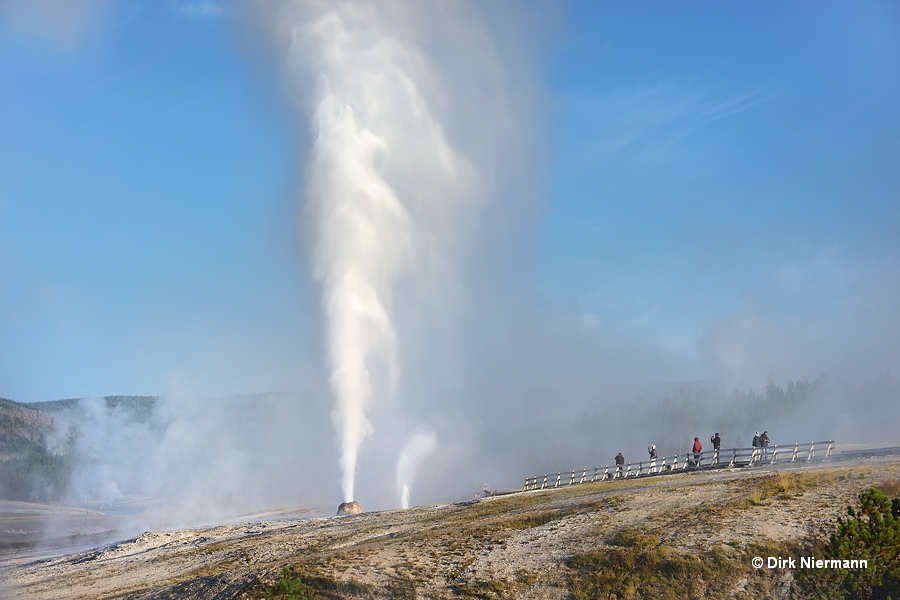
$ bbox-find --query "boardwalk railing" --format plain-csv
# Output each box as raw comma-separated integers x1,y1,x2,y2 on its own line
522,440,834,492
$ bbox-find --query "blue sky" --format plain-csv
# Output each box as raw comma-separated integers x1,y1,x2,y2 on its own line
543,2,900,381
1,0,898,402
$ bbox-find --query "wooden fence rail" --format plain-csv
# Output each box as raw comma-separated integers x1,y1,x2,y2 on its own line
522,440,835,492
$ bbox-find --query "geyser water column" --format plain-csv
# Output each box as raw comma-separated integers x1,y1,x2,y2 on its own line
267,1,479,504
397,430,437,509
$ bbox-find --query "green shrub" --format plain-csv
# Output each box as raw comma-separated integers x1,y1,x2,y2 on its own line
260,566,374,600
266,566,309,600
795,487,900,600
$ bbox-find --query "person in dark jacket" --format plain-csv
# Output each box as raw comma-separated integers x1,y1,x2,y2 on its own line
615,452,625,478
710,433,721,463
647,445,659,473
752,432,760,449
692,437,702,466
759,431,770,458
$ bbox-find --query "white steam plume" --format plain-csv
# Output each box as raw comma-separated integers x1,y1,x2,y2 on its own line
396,430,437,509
262,0,480,502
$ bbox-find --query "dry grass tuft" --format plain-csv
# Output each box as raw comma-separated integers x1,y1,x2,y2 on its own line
568,537,803,600
742,471,834,507
877,479,900,497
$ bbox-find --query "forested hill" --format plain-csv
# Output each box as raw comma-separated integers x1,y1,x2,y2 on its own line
1,396,158,454
0,397,53,458
0,396,157,502
27,395,157,414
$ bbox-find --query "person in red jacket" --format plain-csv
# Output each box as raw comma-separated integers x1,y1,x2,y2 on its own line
692,437,703,466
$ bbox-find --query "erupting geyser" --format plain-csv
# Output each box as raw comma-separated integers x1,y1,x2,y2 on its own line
397,430,437,509
265,0,480,504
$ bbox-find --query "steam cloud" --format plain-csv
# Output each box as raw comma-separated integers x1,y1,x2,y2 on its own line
260,0,491,502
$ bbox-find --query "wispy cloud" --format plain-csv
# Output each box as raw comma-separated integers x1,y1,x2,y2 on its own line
170,0,223,18
563,81,774,166
0,0,114,49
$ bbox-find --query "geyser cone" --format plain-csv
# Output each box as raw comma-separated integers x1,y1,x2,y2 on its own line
337,501,362,515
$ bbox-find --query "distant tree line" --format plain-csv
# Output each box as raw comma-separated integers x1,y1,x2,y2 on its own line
572,372,898,463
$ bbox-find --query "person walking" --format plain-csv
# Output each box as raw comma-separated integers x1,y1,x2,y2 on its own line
615,452,625,478
648,445,658,473
692,437,702,467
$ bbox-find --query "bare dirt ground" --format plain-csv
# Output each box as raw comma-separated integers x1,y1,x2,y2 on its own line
4,457,899,599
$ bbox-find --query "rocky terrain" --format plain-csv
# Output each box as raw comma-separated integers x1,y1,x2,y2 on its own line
4,456,899,599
